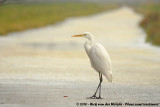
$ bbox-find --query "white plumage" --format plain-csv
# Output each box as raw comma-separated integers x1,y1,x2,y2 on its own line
72,32,112,99
88,43,112,82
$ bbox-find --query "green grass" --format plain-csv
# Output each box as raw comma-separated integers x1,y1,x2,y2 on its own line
137,4,160,46
0,3,115,35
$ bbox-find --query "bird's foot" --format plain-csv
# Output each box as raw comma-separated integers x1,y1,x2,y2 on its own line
87,95,99,99
97,96,102,99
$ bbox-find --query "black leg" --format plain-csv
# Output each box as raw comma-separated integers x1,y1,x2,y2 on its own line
87,73,102,99
98,74,103,99
93,73,101,95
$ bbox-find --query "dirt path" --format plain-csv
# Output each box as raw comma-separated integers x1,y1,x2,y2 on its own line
0,6,159,106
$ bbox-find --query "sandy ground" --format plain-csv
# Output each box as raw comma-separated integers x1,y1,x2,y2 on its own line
0,7,160,106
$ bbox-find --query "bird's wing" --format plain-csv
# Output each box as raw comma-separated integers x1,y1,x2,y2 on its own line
90,43,112,82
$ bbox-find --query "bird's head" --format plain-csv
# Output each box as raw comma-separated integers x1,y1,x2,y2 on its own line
72,32,94,41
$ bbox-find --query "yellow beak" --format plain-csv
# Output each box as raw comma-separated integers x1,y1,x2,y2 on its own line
72,34,84,37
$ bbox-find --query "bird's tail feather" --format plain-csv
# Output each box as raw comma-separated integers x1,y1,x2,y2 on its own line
105,71,112,82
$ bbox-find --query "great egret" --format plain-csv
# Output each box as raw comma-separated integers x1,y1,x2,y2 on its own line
72,32,112,99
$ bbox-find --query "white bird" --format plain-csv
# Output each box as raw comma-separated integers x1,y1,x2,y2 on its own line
72,32,112,99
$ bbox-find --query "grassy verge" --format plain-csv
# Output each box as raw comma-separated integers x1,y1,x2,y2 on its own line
137,4,160,46
0,3,115,35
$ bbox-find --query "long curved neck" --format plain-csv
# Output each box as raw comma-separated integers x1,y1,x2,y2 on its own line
84,33,94,57
84,40,92,57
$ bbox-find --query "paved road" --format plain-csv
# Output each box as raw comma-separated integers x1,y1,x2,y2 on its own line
0,6,160,106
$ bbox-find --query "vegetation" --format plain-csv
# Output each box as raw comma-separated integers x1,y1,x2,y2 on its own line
138,4,160,46
0,3,115,35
